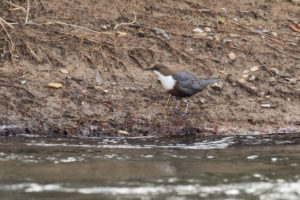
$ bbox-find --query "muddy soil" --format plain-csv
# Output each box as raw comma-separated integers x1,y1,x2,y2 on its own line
0,0,299,136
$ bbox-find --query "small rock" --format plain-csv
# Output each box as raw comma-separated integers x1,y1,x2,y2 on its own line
96,71,102,86
258,92,265,97
129,87,138,92
271,32,277,37
261,104,271,108
229,33,239,38
238,78,246,84
210,74,220,79
153,28,171,40
204,27,212,32
222,39,232,43
243,74,249,78
228,52,236,60
20,80,27,85
212,82,223,91
287,97,291,102
269,77,277,85
102,89,109,93
250,66,259,72
60,68,69,74
214,35,220,41
116,31,126,37
101,25,108,30
220,8,227,12
199,98,206,104
48,83,62,88
248,75,256,82
193,28,203,33
288,78,297,85
270,68,280,75
193,32,207,37
111,82,117,86
243,70,249,74
233,43,240,47
207,36,214,40
250,86,257,92
233,18,239,22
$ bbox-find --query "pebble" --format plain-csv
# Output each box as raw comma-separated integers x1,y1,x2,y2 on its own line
269,77,277,85
212,82,223,91
199,98,206,104
20,80,27,85
214,35,220,41
204,27,212,32
233,18,239,22
261,104,271,108
153,28,171,40
271,32,278,37
111,82,117,86
288,78,297,85
243,74,249,78
101,25,108,30
129,87,138,92
207,36,214,40
229,33,239,38
222,39,232,43
210,74,220,79
270,68,280,75
193,28,204,33
248,75,256,82
250,66,259,72
238,78,246,84
243,70,249,74
193,32,207,37
228,52,236,60
250,86,257,92
60,68,69,74
116,31,126,37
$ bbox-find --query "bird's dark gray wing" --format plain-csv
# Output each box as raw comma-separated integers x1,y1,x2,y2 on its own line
172,72,217,95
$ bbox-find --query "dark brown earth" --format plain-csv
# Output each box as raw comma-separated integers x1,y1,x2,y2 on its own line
0,0,299,136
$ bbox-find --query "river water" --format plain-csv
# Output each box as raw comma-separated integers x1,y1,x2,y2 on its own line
0,134,300,200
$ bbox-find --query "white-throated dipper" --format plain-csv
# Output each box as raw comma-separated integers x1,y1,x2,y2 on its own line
145,64,217,117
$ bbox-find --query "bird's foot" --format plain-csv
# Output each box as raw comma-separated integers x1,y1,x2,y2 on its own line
171,107,179,114
180,111,188,118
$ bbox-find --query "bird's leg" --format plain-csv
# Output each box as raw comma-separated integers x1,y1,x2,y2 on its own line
165,94,171,109
164,94,172,119
171,99,181,114
180,100,189,118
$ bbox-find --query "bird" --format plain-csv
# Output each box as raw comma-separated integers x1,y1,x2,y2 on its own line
145,64,217,117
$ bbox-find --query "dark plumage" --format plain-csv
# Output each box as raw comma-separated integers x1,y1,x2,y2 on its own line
145,64,217,117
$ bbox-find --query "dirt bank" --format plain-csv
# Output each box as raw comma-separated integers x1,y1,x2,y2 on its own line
0,0,299,136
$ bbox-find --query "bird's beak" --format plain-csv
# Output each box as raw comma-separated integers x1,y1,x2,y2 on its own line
144,67,153,71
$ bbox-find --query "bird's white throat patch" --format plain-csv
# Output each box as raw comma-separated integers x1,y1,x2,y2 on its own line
153,70,176,91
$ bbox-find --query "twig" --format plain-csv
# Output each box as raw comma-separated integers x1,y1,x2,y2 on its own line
3,0,26,12
0,17,14,29
114,12,137,31
24,42,42,62
0,83,37,98
44,21,113,35
25,0,30,24
255,58,276,77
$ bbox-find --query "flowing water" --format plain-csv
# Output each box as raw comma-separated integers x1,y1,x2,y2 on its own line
0,134,300,200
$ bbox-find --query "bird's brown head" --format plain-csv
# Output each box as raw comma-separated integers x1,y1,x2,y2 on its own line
145,64,174,76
